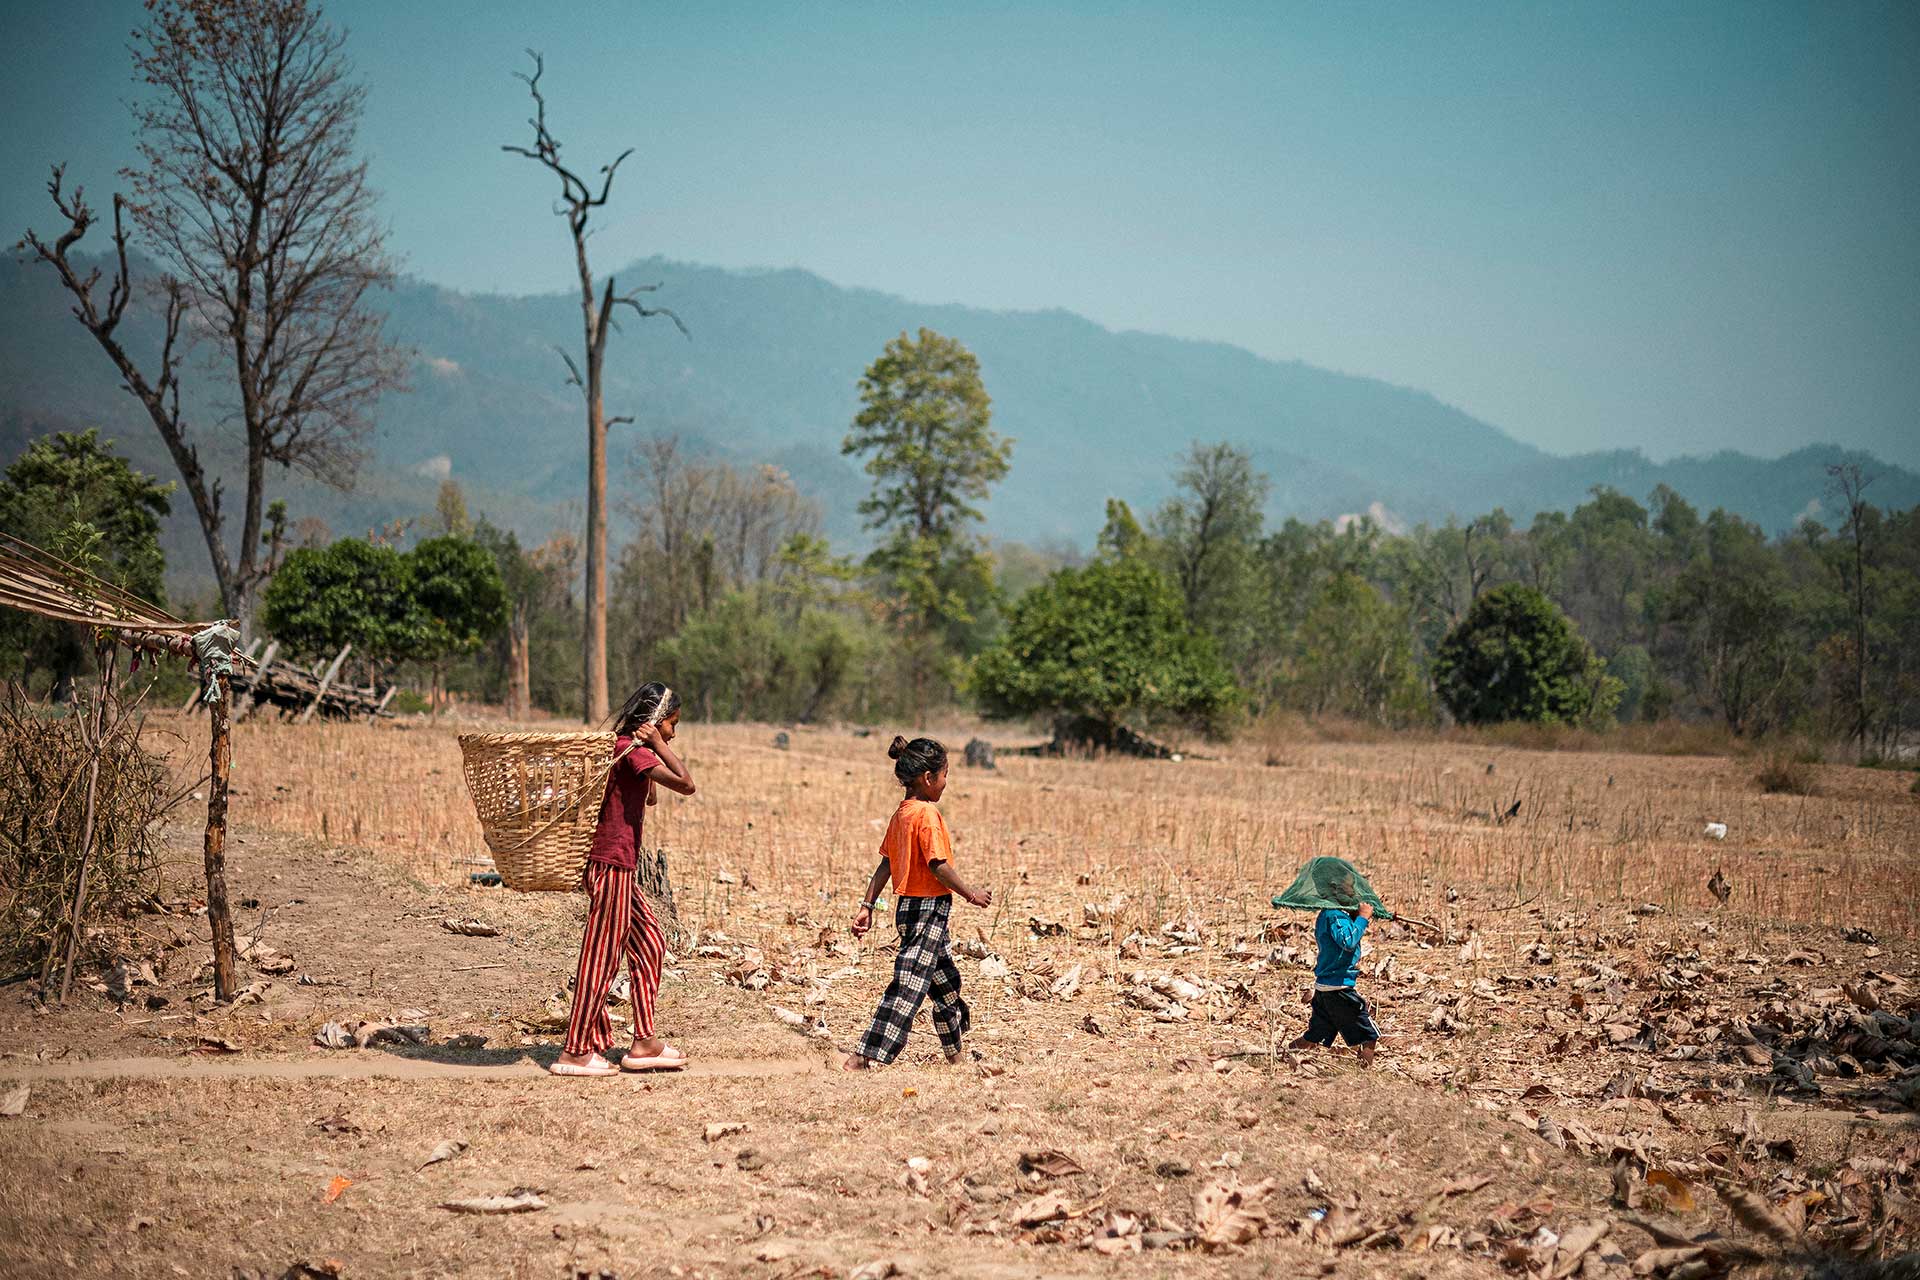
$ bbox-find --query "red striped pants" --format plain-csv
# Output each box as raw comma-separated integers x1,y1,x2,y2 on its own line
564,862,666,1056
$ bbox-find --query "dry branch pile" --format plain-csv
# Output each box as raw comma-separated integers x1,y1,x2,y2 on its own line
0,685,172,978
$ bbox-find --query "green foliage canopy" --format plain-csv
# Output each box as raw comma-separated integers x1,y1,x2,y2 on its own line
0,429,171,601
971,558,1239,734
262,538,424,666
1432,584,1620,726
0,430,172,691
410,535,509,663
842,328,1013,712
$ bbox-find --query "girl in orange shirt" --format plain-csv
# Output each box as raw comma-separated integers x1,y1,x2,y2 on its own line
843,736,993,1070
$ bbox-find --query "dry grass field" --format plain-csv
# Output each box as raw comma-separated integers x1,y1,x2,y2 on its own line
1,712,1916,1278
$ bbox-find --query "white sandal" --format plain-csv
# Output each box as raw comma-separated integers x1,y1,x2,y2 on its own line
549,1053,619,1077
620,1043,688,1072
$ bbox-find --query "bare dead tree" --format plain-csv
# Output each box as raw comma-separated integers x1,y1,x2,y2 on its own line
1827,462,1875,755
503,51,685,724
23,0,406,629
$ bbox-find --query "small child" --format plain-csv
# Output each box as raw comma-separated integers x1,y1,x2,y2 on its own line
551,681,697,1078
843,736,993,1071
1288,890,1381,1067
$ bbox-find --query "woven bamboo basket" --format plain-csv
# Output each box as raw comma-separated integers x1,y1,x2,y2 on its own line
458,731,616,891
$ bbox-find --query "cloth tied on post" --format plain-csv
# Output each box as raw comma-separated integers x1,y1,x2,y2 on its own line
190,622,241,704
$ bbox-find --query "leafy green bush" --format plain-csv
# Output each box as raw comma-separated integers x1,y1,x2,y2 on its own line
263,534,507,673
1433,585,1620,726
970,558,1240,738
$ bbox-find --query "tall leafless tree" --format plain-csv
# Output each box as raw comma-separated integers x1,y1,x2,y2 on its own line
1827,462,1875,755
22,0,406,628
503,51,684,724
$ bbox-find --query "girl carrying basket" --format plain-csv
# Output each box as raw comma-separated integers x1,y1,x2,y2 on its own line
551,682,696,1078
843,736,993,1071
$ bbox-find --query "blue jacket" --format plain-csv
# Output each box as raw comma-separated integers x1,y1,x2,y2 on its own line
1313,909,1369,987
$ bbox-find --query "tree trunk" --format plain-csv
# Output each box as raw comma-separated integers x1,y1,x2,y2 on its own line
508,605,531,720
584,393,610,724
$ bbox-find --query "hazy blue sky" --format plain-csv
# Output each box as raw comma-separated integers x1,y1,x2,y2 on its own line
5,1,1916,468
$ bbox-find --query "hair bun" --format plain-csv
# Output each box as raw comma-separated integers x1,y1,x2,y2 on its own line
887,735,908,759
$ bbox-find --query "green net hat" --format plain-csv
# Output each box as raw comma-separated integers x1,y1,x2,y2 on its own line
1270,855,1392,918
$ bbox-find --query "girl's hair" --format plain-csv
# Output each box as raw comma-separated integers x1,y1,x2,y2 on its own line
613,681,681,735
888,735,947,789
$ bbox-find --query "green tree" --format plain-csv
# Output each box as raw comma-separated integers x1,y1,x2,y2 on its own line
1282,573,1426,723
1096,498,1150,561
971,558,1239,740
0,430,173,695
431,478,473,538
842,328,1013,720
409,535,508,712
261,538,422,673
1433,584,1619,726
1151,442,1268,669
1561,486,1654,656
1661,510,1808,735
469,522,582,719
655,588,882,724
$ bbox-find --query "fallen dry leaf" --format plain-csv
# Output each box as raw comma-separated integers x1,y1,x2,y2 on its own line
322,1175,352,1204
1193,1177,1276,1250
704,1122,748,1143
0,1084,28,1117
195,1036,242,1055
1011,1190,1071,1227
1547,1219,1611,1279
1631,1245,1707,1276
420,1137,468,1169
441,918,500,937
439,1191,547,1215
1018,1150,1085,1179
1441,1173,1494,1197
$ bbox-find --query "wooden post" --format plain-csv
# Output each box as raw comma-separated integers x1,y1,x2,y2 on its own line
204,670,238,1001
56,650,115,1003
373,685,397,718
234,640,280,722
298,643,352,725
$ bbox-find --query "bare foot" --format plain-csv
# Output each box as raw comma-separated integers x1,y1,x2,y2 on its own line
1286,1036,1315,1052
840,1053,873,1072
1357,1042,1377,1068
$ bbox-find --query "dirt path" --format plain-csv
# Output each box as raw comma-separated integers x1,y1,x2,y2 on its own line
1,1053,828,1083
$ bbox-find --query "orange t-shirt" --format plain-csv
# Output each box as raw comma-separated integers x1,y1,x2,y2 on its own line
881,797,953,898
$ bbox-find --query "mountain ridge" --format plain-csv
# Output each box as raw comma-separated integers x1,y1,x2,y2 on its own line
2,252,1914,590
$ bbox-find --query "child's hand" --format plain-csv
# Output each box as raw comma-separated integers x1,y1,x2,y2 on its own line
850,906,872,938
968,887,994,909
1357,903,1374,920
1301,986,1314,1005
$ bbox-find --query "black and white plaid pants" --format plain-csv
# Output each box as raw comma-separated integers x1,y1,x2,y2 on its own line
854,894,970,1064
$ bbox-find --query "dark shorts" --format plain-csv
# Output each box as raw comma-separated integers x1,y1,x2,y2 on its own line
1303,987,1378,1047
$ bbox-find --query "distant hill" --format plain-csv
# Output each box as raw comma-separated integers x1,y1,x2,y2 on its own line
3,253,1914,590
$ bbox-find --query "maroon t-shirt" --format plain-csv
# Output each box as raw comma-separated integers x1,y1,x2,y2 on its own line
585,736,663,870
